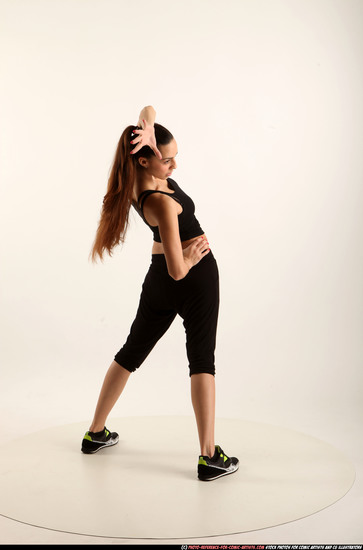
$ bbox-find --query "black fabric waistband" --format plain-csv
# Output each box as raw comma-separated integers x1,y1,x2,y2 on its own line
150,249,215,266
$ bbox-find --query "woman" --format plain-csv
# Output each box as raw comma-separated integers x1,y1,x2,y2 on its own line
81,106,239,481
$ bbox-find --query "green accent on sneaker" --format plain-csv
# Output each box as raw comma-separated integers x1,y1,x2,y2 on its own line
105,429,109,437
199,457,208,466
83,432,92,441
214,445,227,462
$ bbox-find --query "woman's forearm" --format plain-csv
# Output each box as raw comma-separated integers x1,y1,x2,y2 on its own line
137,105,156,128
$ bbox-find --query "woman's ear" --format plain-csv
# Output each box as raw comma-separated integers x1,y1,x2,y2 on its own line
138,157,147,169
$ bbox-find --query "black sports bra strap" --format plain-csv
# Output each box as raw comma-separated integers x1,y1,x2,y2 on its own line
137,189,159,206
138,189,181,209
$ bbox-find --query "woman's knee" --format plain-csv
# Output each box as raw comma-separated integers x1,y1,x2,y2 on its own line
189,363,215,377
113,355,139,374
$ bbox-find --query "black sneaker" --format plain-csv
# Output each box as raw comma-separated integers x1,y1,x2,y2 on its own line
81,427,119,454
198,444,239,481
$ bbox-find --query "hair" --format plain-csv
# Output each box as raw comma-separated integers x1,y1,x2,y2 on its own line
89,122,174,263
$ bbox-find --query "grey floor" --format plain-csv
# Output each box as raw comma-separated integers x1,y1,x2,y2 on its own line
0,414,362,545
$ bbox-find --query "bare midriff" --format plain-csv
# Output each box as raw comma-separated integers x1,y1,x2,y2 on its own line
152,233,208,255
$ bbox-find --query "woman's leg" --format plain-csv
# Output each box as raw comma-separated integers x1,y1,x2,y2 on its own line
90,257,177,433
191,372,215,458
89,360,131,432
175,253,219,458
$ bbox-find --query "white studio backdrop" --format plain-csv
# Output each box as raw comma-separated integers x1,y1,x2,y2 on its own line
0,0,362,453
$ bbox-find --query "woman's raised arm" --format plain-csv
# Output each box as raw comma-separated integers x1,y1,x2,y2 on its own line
137,105,156,127
131,105,162,159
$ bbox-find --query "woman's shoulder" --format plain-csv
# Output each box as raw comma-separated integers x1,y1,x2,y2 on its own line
141,189,181,227
136,178,174,202
142,190,176,209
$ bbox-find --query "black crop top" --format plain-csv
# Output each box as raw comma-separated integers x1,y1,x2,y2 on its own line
132,177,205,243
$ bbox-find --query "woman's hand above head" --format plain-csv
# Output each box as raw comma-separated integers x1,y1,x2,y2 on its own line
182,236,210,270
130,119,163,160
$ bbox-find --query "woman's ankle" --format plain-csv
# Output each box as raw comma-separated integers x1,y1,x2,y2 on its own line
201,444,216,458
89,424,105,433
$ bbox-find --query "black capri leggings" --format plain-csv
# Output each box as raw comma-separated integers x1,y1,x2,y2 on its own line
114,249,219,377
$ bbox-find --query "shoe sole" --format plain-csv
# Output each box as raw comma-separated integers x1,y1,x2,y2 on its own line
81,436,119,454
198,463,239,481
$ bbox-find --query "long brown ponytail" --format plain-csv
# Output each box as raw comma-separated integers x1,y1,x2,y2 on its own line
89,122,173,263
89,125,135,263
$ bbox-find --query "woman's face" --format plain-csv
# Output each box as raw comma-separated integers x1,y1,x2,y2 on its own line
139,139,178,180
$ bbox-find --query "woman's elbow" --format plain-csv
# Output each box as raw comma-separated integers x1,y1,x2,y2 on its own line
169,265,189,281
